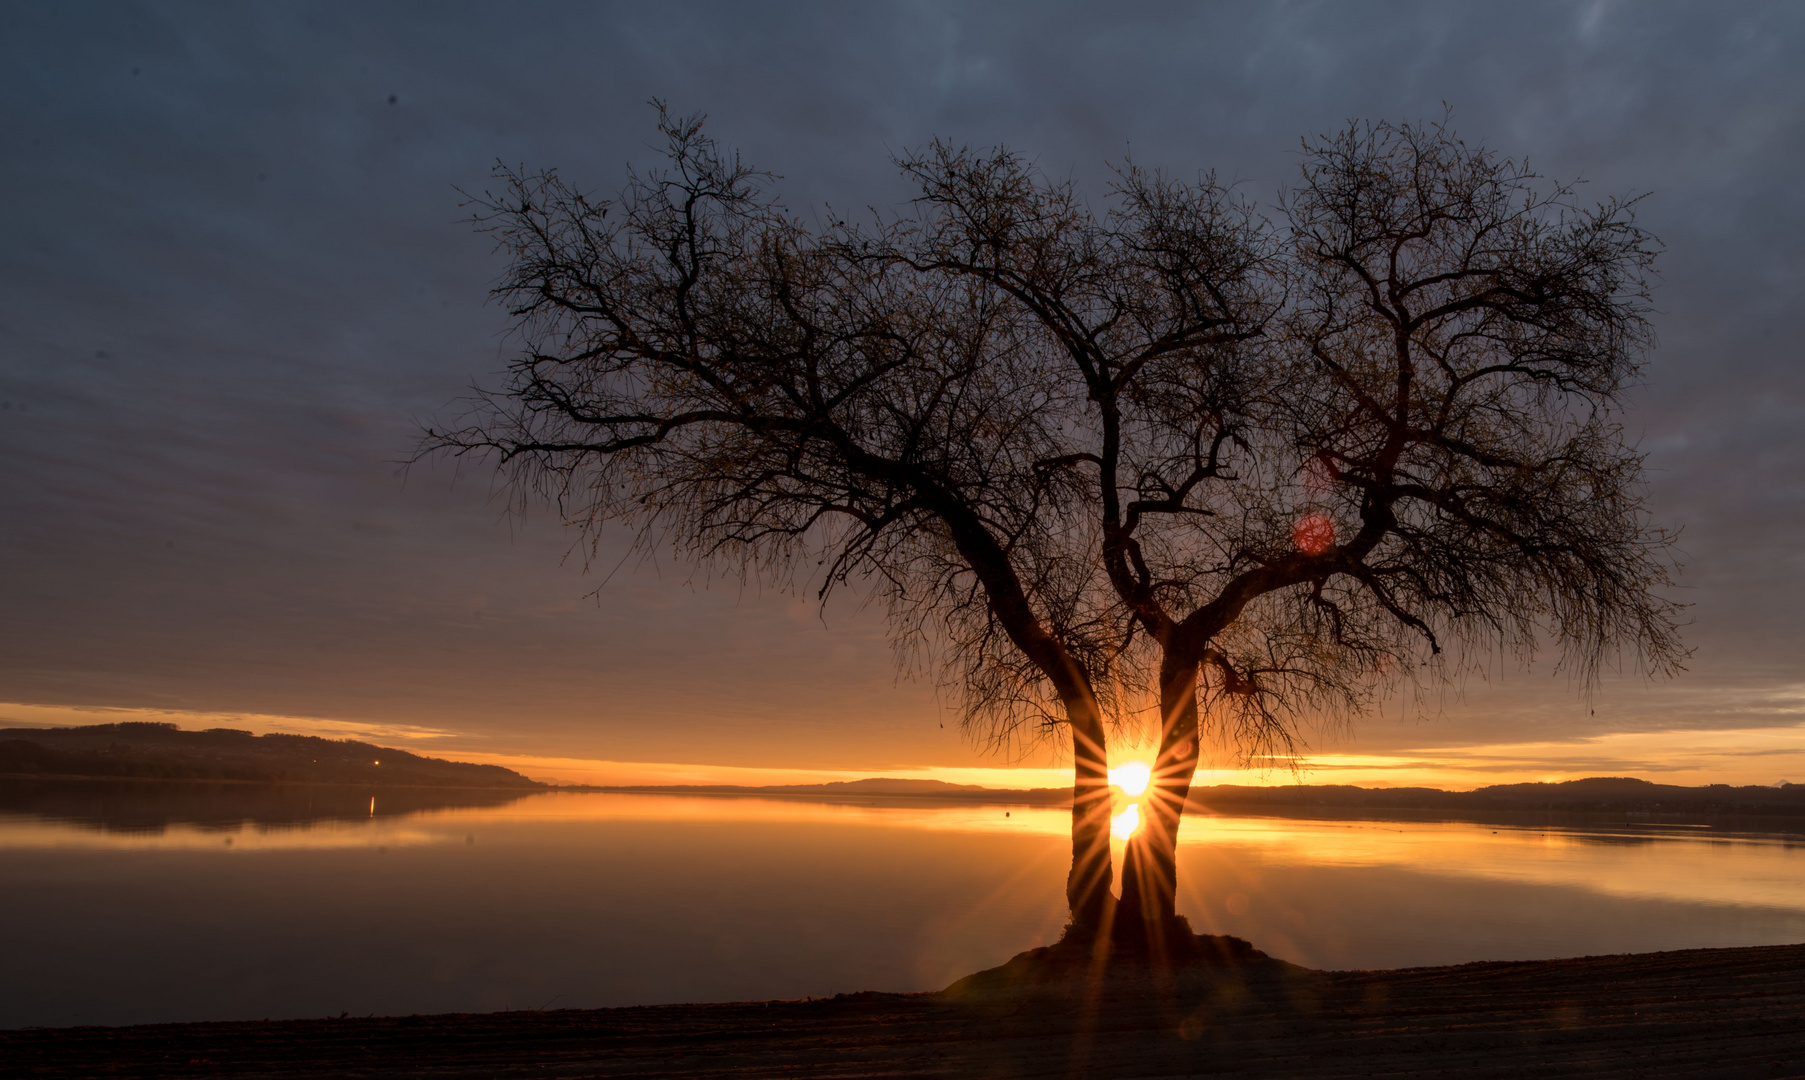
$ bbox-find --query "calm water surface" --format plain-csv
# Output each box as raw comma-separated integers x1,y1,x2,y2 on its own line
4,781,1804,1028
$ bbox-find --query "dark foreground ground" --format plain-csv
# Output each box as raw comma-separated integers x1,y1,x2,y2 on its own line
6,943,1805,1079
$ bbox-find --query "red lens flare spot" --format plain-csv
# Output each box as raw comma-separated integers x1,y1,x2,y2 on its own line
1293,514,1335,555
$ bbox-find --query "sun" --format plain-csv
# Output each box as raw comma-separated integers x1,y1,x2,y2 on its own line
1109,761,1151,797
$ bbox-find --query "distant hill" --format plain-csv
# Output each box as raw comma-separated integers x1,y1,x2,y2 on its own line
778,777,988,795
0,722,542,789
595,777,1070,802
1189,776,1805,816
761,777,1056,797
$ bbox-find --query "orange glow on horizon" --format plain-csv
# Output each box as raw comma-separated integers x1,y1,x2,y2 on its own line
11,701,1805,792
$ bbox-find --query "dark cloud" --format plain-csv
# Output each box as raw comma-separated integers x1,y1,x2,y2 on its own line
2,1,1802,767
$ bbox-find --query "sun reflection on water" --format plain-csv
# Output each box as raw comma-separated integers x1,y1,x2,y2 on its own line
1110,803,1141,839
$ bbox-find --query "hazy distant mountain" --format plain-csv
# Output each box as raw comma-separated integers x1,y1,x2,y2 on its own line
766,778,998,796
598,773,1805,819
597,776,1069,801
1189,776,1805,816
0,723,542,789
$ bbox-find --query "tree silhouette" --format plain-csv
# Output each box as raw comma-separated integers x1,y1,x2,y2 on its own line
424,111,1683,951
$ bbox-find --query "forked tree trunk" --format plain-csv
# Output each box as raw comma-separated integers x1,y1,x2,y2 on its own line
1065,698,1115,936
1116,657,1201,950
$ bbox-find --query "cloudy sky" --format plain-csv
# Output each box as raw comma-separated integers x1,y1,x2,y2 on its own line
3,1,1802,787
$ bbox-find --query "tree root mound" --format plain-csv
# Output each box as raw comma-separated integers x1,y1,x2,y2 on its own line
942,929,1317,1003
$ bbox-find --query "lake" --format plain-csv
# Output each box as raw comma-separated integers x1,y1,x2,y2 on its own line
4,780,1804,1028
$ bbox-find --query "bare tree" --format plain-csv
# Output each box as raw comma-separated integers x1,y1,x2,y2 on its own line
426,110,1684,956
885,121,1684,950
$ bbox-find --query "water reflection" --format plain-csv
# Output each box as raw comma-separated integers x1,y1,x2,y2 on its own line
1176,813,1805,912
0,778,532,833
2,784,1803,1029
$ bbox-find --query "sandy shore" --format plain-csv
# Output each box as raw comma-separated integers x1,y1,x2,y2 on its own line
6,943,1805,1078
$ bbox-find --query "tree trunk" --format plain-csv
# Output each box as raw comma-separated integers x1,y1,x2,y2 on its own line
1116,655,1200,951
1065,697,1115,938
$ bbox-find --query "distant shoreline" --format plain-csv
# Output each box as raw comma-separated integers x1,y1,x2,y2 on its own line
0,772,545,792
9,769,1805,829
7,722,1805,825
569,775,1805,823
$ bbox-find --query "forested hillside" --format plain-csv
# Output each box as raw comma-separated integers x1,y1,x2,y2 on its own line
0,723,541,788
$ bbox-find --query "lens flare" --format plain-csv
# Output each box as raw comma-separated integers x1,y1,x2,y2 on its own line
1293,514,1335,555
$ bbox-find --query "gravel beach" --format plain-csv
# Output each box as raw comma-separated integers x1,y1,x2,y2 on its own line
7,942,1805,1078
